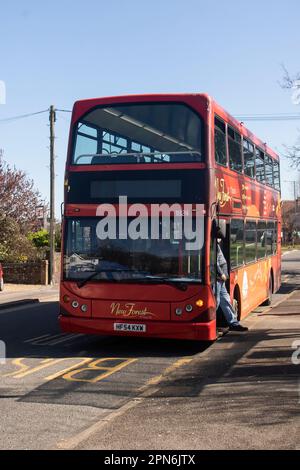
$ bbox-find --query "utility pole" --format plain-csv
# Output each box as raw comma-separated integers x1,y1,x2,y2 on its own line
49,105,56,285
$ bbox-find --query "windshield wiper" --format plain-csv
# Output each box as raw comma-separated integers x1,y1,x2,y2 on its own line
142,276,190,291
77,268,148,288
102,276,194,291
77,270,198,291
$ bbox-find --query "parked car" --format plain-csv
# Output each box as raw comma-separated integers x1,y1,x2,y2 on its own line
0,263,4,291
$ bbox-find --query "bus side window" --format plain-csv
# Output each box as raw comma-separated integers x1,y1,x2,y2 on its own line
230,219,244,268
257,221,267,258
243,139,255,178
265,155,274,187
214,116,227,166
228,127,242,173
255,148,265,184
266,221,275,256
245,220,257,263
273,161,280,191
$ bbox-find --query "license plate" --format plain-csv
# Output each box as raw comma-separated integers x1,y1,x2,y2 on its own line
114,323,146,333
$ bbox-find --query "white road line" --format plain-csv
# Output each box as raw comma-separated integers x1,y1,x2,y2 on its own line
24,334,51,343
47,334,84,346
24,332,86,346
26,333,69,345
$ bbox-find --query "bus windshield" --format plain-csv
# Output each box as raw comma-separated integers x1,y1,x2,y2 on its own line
64,218,204,283
72,103,204,165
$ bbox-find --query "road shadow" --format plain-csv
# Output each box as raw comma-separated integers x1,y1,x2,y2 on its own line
143,327,300,429
276,282,300,294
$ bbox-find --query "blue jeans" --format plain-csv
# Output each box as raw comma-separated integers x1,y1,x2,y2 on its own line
215,281,239,326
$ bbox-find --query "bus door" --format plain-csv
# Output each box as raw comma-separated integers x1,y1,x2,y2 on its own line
211,219,229,327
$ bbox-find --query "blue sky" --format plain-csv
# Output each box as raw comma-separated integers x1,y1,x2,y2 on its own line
0,0,300,216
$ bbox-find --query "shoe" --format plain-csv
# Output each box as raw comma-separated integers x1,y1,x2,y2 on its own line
229,324,248,332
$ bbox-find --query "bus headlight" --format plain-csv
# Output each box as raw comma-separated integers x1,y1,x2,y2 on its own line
196,299,204,307
71,300,79,308
185,304,193,312
175,308,183,316
80,304,88,313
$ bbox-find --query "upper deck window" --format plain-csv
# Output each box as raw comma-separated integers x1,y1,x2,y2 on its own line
265,155,274,186
273,160,280,191
214,116,227,166
72,103,204,165
243,139,255,178
228,126,242,173
255,148,265,183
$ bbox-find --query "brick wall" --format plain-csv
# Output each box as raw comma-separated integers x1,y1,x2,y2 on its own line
2,253,62,285
2,260,49,285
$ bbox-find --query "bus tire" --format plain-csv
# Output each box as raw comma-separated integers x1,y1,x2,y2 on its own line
261,272,273,306
233,286,241,321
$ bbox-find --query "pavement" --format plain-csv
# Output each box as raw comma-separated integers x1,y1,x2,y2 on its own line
0,284,58,308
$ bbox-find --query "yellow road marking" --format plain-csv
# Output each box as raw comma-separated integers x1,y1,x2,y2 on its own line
2,358,59,377
45,358,93,380
143,358,193,388
2,358,30,377
3,358,69,378
63,357,137,383
2,357,138,383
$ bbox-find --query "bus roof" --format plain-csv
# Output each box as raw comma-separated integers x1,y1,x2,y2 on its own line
72,93,279,161
211,98,279,161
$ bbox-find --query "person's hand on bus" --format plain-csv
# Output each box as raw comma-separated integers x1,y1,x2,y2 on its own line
221,273,227,281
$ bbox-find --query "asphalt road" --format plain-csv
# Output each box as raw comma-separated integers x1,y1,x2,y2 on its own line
0,252,299,450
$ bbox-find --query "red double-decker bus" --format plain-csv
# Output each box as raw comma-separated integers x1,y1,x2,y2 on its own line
59,94,281,341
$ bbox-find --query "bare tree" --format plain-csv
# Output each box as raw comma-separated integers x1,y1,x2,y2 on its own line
280,64,300,90
283,140,300,168
280,65,300,167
